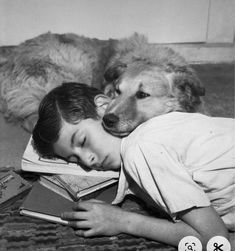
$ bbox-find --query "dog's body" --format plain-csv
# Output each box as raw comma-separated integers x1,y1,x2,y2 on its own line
103,37,206,136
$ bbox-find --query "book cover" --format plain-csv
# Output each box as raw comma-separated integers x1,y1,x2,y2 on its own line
0,170,32,209
21,137,119,178
20,181,118,224
80,182,118,204
20,182,74,225
41,174,118,200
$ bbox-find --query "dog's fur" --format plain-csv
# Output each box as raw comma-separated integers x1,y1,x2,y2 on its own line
0,32,116,132
102,35,206,136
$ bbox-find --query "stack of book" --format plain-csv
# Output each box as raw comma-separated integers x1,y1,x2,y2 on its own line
0,170,32,210
18,137,119,225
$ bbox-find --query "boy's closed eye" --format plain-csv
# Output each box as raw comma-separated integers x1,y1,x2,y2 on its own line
72,131,86,148
80,136,86,147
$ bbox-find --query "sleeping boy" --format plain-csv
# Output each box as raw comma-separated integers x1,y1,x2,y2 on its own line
32,82,234,248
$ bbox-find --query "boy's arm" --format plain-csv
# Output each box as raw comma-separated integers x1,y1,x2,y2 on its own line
61,200,228,248
123,205,228,247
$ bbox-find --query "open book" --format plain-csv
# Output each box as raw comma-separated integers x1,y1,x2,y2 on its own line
21,137,119,178
20,181,118,225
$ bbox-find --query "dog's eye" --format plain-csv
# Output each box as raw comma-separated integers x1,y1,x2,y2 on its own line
136,91,150,99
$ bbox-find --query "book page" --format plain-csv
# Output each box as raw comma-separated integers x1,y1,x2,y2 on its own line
57,174,116,192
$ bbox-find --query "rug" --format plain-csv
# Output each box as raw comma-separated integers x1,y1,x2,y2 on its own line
0,168,176,251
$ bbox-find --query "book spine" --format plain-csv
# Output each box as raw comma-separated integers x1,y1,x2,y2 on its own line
76,179,118,199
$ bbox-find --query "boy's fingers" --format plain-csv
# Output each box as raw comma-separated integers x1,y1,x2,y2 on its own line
68,220,90,229
61,211,88,220
73,201,96,210
75,229,95,237
75,230,85,236
82,228,97,237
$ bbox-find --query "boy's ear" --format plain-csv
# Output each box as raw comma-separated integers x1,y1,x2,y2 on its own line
94,94,111,117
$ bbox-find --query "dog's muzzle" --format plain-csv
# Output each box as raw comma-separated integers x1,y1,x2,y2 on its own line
102,113,130,137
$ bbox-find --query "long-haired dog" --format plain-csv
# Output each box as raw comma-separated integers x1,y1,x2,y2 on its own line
102,35,206,136
0,32,115,132
0,32,206,134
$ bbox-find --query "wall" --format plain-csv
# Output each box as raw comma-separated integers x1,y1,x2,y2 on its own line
0,0,234,46
207,0,234,43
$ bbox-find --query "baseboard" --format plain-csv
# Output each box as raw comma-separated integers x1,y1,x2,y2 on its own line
156,43,234,64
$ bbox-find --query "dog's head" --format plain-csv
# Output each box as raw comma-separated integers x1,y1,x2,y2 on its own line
102,61,205,137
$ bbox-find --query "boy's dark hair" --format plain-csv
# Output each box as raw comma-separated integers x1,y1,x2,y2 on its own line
32,82,103,159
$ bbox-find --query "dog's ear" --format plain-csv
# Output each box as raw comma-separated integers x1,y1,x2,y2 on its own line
171,67,206,112
175,73,205,96
104,62,127,82
103,84,116,98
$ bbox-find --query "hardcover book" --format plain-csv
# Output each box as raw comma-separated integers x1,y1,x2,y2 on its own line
21,137,119,178
20,182,74,225
20,181,118,225
0,170,32,209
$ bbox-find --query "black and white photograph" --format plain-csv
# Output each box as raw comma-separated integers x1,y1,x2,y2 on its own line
0,0,234,250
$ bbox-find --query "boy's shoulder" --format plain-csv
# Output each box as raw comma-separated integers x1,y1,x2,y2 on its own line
122,112,210,146
126,112,194,135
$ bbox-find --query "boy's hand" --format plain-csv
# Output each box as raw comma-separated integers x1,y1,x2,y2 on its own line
61,199,125,237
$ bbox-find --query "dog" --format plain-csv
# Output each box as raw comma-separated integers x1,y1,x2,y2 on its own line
0,32,116,132
102,37,206,137
0,32,206,134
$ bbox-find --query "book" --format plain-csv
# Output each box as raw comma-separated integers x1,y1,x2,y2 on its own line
0,170,32,209
40,174,118,200
20,181,118,225
20,182,74,225
21,137,119,178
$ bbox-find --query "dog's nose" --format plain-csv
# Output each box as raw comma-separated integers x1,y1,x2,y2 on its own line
103,113,119,128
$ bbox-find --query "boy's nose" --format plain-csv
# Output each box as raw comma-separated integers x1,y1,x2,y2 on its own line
81,152,96,167
73,148,96,168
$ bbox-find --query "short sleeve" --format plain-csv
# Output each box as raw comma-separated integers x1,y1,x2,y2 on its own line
122,140,211,217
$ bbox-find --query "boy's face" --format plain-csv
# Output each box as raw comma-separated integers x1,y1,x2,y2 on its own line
53,118,122,172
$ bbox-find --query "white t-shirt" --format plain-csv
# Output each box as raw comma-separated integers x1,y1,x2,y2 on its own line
113,112,235,230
